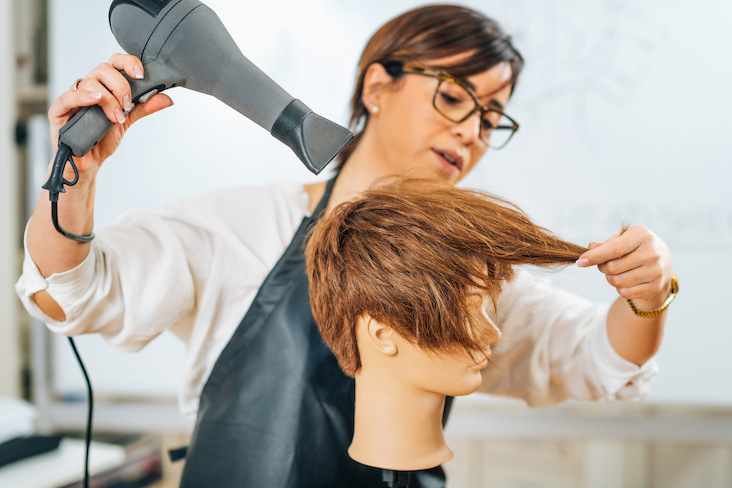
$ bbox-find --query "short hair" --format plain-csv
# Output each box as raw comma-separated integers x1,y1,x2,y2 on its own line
305,179,586,377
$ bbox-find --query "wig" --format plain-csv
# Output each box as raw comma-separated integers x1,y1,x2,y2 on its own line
305,179,586,377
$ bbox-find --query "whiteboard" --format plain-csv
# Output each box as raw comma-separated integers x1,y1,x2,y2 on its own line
45,0,732,405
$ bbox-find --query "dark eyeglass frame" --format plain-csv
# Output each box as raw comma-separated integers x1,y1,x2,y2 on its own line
382,61,520,149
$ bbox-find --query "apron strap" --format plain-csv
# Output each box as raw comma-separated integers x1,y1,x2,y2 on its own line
167,175,338,466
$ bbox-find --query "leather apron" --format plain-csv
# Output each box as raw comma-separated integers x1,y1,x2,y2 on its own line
179,177,449,487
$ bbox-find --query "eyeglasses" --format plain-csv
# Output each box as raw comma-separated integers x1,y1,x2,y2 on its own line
383,62,520,149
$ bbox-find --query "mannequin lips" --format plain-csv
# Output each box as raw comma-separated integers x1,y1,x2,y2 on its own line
473,348,491,369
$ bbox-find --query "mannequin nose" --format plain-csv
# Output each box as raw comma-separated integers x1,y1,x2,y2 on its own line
486,317,501,345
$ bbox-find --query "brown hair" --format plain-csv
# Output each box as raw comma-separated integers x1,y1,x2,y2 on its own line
305,179,586,377
336,4,524,167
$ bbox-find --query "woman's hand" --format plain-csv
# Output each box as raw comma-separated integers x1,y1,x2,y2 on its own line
49,53,173,177
577,226,674,308
27,54,175,283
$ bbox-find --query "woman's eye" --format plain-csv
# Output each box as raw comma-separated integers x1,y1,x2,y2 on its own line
481,117,495,131
439,92,462,106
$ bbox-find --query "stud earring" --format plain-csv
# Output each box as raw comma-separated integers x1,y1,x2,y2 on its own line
369,104,379,114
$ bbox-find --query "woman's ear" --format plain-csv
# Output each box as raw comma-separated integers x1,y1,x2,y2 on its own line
364,316,398,356
361,62,394,114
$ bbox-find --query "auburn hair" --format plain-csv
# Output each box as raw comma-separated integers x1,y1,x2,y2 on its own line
305,179,586,377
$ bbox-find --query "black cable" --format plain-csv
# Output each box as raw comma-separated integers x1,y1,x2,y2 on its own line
43,144,95,488
67,337,93,488
50,201,95,243
43,143,95,242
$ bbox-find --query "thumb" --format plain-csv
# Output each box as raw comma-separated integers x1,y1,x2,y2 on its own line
127,93,174,124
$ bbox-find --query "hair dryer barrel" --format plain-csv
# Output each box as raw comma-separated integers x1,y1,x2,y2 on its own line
104,0,352,173
145,3,353,173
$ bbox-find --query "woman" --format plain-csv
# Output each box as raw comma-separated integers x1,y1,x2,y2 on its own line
16,4,674,487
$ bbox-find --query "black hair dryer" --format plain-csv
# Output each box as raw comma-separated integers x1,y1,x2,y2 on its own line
55,0,353,175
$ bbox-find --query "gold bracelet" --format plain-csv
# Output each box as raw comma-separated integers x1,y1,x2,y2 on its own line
626,273,679,318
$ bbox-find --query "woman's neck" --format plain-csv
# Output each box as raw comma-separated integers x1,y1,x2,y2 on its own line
348,370,453,470
303,140,385,215
325,129,395,211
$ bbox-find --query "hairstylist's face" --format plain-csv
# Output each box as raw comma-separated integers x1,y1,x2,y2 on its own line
363,56,514,186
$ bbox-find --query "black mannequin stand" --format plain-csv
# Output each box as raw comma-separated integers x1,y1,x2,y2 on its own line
382,469,411,487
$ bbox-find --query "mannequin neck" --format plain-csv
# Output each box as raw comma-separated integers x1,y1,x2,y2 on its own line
348,368,453,470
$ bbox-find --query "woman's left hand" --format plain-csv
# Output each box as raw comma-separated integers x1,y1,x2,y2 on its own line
576,226,673,308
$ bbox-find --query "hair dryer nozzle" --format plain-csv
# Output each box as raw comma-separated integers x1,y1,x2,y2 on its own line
271,100,353,175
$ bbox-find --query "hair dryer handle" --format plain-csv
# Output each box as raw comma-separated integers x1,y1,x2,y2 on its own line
58,60,182,157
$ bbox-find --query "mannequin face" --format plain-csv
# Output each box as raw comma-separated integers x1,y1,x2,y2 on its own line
363,292,500,397
361,57,514,186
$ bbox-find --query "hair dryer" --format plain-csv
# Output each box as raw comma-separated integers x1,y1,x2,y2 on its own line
43,0,353,237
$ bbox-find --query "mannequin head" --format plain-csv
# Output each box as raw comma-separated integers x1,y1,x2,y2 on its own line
306,178,587,379
355,300,494,398
305,178,587,470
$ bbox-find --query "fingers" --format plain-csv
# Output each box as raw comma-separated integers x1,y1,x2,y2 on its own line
577,225,673,301
577,227,645,267
126,93,174,125
601,265,665,299
106,53,145,81
78,64,134,124
49,90,103,121
63,54,145,126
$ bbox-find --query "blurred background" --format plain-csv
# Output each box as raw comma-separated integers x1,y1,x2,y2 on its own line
1,0,731,486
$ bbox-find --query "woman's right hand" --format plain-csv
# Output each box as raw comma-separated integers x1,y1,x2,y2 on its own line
49,53,174,176
27,54,175,285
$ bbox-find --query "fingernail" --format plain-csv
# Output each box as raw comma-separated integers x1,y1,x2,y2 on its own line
87,92,102,100
577,258,590,267
134,66,144,79
123,95,131,111
115,109,126,124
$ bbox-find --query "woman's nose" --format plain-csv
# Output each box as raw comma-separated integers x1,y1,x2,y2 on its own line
452,111,482,144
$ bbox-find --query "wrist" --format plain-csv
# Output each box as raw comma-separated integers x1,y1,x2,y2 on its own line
626,274,678,318
633,276,673,310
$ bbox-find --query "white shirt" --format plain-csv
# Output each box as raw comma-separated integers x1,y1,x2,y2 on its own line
15,181,658,419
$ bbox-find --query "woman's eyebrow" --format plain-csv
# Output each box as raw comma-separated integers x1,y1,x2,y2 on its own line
486,98,505,110
474,91,505,110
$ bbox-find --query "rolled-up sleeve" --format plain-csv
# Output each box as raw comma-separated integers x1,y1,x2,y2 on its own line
479,267,659,406
15,210,196,352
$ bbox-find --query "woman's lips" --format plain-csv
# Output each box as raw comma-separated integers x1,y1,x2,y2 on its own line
433,149,464,173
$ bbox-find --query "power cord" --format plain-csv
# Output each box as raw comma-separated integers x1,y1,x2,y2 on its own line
42,142,95,243
67,337,94,488
43,143,96,488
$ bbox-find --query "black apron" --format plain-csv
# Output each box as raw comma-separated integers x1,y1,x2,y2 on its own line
179,177,450,487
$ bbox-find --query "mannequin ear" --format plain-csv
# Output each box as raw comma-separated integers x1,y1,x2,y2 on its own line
365,316,398,356
361,62,394,113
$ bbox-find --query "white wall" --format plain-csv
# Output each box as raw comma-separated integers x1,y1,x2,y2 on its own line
41,0,732,407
